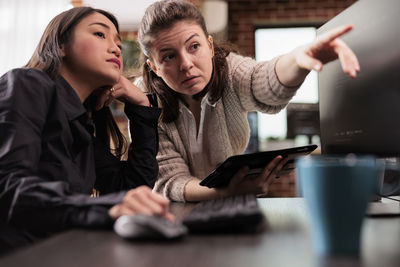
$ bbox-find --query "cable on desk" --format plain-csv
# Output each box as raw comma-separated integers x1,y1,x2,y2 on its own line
381,196,400,203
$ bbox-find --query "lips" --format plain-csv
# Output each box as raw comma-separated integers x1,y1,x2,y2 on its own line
181,76,199,85
107,58,121,69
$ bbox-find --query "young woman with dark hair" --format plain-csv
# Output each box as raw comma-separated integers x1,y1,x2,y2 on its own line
0,6,171,253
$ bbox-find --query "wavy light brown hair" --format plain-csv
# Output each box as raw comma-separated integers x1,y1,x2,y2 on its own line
138,0,235,123
26,6,126,159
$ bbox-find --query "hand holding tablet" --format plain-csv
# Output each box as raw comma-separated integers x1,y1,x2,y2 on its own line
200,145,318,188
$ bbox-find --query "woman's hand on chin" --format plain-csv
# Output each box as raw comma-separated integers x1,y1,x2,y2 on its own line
95,76,151,110
108,76,150,106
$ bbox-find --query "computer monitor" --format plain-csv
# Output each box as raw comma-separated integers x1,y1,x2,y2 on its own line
318,0,400,156
318,0,400,198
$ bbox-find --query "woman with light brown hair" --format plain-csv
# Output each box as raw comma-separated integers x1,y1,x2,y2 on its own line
134,0,359,202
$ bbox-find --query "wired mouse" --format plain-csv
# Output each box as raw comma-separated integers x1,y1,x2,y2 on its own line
114,215,188,240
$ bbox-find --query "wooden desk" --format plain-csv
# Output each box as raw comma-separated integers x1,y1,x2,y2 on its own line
0,198,399,267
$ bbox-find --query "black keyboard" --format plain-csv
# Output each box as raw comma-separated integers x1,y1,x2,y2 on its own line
182,194,264,233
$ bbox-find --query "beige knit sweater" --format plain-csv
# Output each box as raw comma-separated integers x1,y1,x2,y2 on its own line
154,53,299,201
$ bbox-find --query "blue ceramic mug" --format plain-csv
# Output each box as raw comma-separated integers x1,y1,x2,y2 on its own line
296,154,380,255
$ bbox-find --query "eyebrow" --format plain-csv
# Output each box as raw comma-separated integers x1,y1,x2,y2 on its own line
185,33,200,44
158,33,200,54
89,22,121,41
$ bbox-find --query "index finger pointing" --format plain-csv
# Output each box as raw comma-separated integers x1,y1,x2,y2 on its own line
317,24,353,45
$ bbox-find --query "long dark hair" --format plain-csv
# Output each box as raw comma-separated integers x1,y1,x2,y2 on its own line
26,6,126,159
138,0,235,123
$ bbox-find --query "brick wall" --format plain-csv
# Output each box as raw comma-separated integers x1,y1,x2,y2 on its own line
225,0,356,197
226,0,356,57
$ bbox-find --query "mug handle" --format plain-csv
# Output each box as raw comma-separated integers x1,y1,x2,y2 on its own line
377,159,400,197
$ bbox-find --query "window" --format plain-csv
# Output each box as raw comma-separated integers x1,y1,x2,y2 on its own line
254,26,318,148
0,0,71,76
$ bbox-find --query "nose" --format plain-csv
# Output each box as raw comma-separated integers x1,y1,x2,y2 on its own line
108,40,121,58
179,53,193,72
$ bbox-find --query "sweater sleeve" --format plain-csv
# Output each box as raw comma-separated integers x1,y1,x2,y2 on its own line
228,53,300,113
153,123,198,202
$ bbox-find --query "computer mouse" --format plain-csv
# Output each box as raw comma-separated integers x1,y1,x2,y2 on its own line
114,214,188,240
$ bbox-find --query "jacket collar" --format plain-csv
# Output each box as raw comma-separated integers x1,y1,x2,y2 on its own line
55,75,87,121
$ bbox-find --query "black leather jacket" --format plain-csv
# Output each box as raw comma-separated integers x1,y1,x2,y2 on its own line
0,68,161,251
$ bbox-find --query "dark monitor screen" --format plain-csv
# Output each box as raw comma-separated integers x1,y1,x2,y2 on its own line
318,0,400,157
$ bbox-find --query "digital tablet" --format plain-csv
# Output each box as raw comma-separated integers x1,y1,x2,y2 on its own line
200,144,318,188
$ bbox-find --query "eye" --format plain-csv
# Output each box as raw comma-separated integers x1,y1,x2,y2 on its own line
162,53,175,62
189,43,200,51
94,32,105,38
